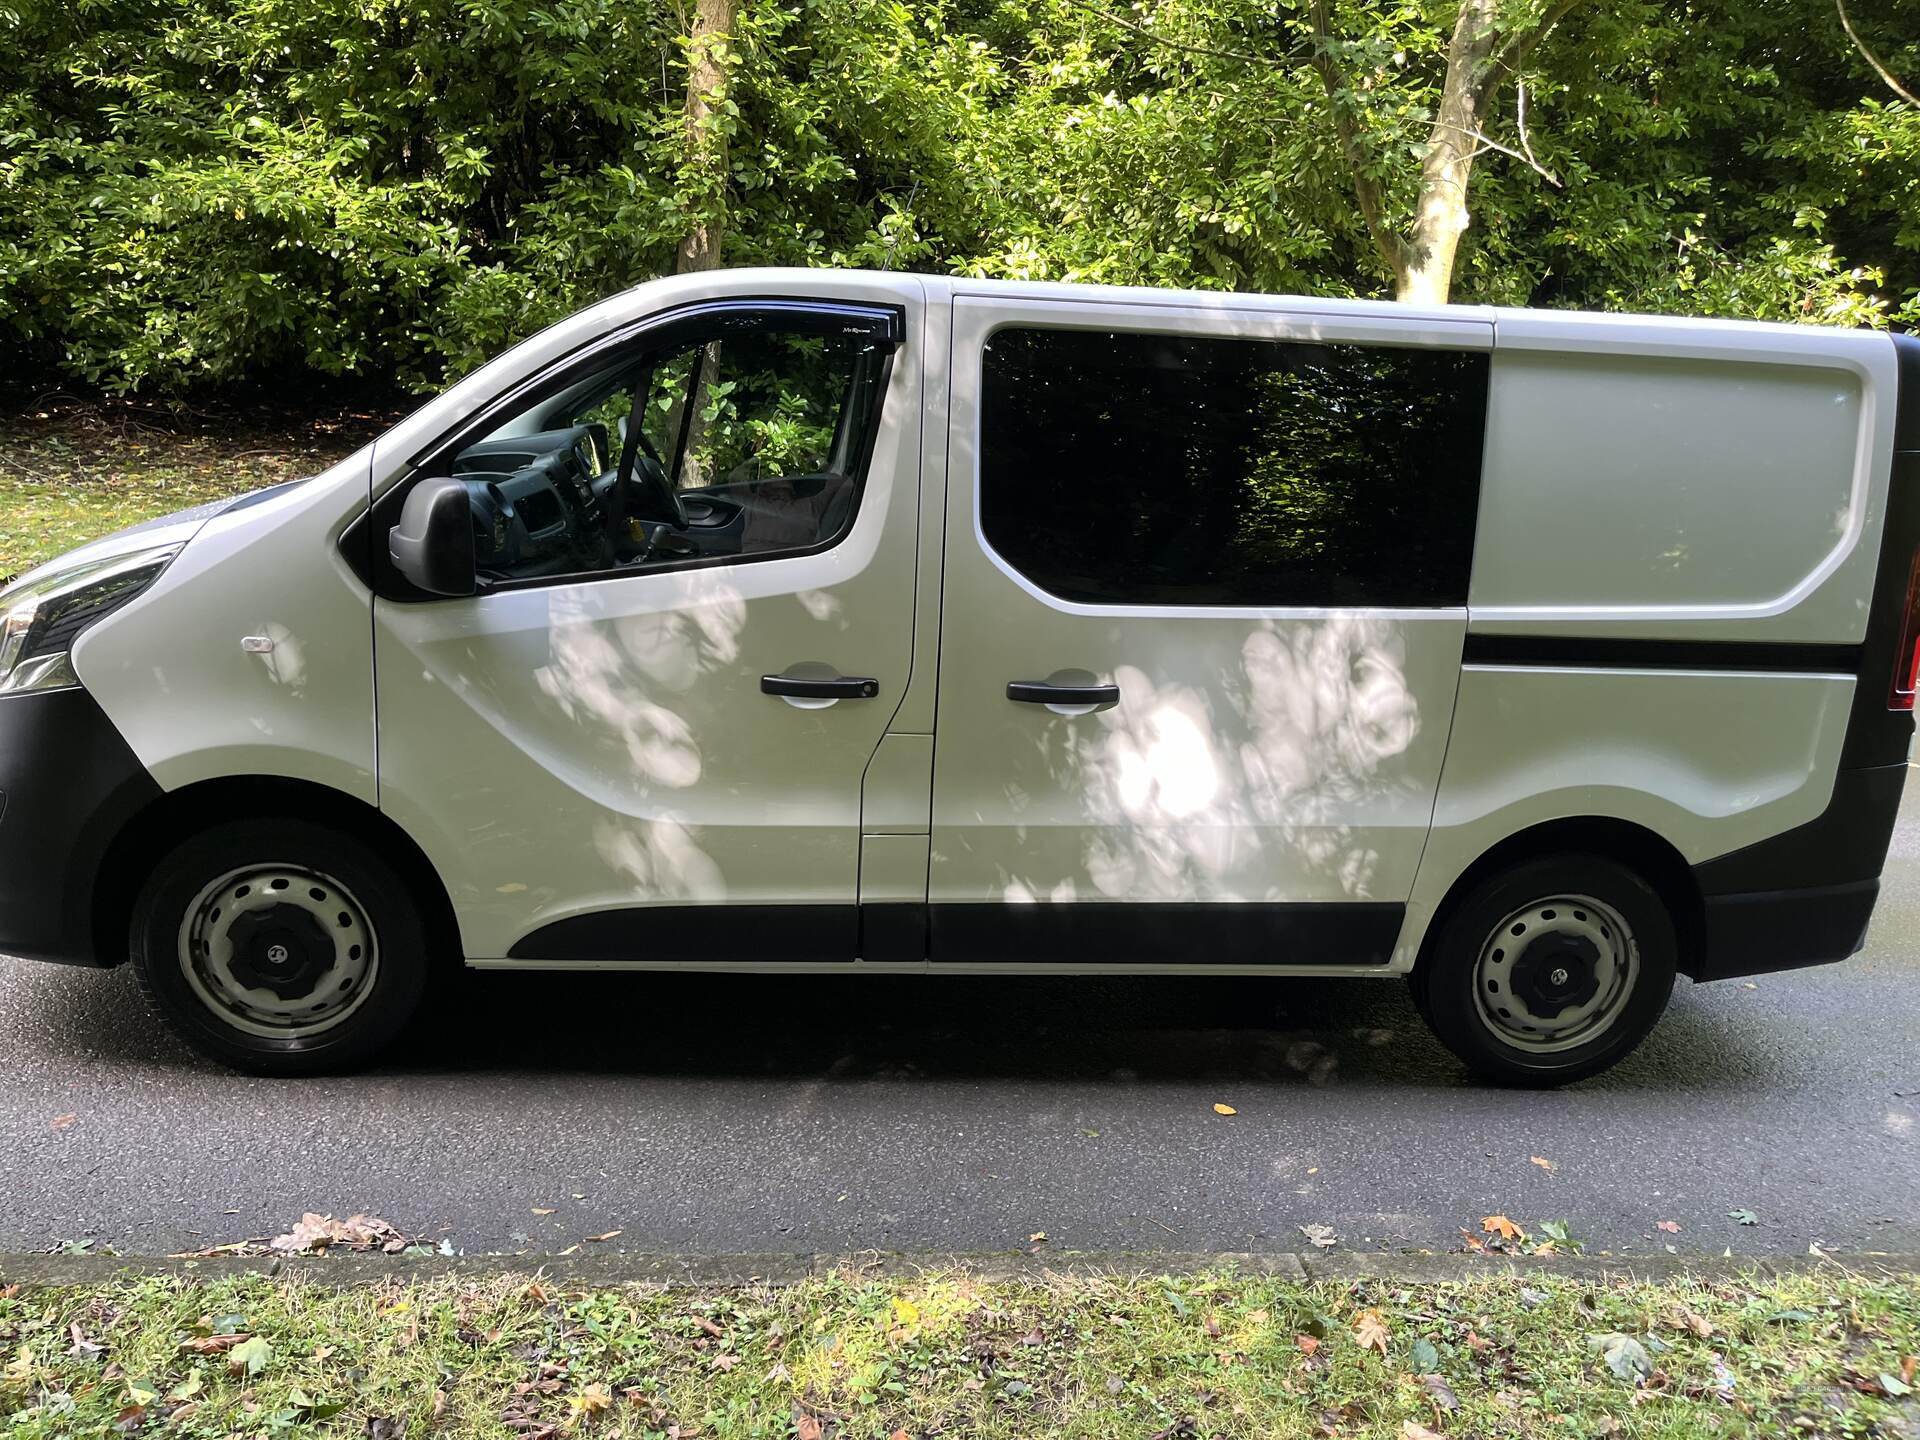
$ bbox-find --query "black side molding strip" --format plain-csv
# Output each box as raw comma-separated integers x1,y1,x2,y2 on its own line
1462,635,1863,674
508,901,1405,966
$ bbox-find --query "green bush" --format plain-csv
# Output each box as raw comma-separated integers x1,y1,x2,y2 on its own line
0,0,1915,395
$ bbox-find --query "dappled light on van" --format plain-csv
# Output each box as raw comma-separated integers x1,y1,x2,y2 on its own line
532,574,749,902
995,617,1421,911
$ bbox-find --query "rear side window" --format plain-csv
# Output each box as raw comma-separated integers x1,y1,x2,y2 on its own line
978,327,1489,607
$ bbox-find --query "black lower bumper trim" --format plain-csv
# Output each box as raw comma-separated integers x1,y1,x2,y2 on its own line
0,687,159,966
1693,879,1879,982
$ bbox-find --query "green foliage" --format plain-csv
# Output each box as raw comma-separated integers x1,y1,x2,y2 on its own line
0,0,1915,394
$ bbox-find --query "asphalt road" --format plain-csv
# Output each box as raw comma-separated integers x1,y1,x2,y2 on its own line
4,798,1918,1262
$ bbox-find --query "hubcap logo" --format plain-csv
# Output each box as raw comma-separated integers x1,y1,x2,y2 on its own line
266,944,290,964
1550,966,1570,986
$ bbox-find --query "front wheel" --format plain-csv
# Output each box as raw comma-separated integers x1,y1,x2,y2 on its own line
1412,853,1678,1086
131,819,429,1075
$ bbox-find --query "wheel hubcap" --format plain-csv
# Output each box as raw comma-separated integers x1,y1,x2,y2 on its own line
1473,894,1637,1053
177,864,378,1039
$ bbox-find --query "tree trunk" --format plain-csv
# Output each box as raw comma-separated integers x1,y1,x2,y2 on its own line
676,0,733,274
1396,0,1499,305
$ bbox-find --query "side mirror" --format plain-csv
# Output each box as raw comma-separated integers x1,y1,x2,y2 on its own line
389,477,477,597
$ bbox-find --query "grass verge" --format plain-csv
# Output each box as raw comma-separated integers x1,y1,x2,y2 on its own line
3,1266,1917,1438
0,393,397,581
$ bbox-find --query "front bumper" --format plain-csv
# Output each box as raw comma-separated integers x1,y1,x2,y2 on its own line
0,687,159,966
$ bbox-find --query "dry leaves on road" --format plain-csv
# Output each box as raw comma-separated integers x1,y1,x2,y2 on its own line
271,1213,408,1255
1212,1103,1237,1116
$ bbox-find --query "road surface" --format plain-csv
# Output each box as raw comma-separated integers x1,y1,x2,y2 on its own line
4,795,1917,1260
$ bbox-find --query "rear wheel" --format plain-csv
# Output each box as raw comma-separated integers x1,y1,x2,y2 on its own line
131,819,428,1075
1412,853,1677,1086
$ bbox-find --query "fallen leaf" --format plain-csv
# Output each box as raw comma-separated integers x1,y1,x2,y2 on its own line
530,1208,555,1216
179,1333,248,1355
570,1383,612,1419
1212,1103,1237,1116
1529,1156,1556,1172
1298,1224,1338,1249
1402,1421,1446,1440
1656,1220,1681,1234
1481,1215,1522,1241
890,1431,911,1440
796,1416,825,1440
49,1113,76,1132
584,1230,622,1243
1588,1332,1652,1383
710,1353,738,1372
1674,1306,1714,1339
1419,1372,1460,1412
1727,1208,1758,1226
1352,1308,1390,1355
226,1335,272,1377
1028,1231,1048,1244
1295,1334,1321,1356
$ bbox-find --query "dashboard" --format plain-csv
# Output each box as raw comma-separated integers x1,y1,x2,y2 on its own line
451,425,616,578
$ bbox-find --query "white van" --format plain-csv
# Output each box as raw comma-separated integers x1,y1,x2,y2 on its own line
3,270,1914,1084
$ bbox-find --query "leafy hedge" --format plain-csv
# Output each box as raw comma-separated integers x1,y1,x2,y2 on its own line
1,0,1916,394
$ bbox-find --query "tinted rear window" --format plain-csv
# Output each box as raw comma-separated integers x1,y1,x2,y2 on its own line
978,327,1489,607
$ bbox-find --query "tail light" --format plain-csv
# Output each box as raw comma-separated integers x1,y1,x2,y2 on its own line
1891,546,1920,710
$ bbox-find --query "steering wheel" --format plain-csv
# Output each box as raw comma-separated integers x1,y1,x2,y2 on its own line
621,424,687,532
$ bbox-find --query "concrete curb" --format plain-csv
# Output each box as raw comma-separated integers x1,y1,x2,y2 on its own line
4,1249,1919,1291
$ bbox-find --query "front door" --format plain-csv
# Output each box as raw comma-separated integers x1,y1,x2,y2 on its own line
929,294,1492,967
373,287,922,963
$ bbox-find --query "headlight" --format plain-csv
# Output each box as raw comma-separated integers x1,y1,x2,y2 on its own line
0,543,183,695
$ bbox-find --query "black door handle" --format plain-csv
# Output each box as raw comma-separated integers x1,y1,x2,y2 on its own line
1007,680,1120,706
762,674,880,700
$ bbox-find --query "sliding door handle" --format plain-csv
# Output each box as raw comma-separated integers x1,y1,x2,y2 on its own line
1007,680,1120,707
762,674,880,700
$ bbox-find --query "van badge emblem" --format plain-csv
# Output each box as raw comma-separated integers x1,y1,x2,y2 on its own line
240,635,275,653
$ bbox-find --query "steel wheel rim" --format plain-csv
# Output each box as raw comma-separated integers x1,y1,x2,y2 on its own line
176,863,378,1039
1472,892,1638,1054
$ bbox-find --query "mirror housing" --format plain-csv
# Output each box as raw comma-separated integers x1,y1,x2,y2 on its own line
389,477,477,597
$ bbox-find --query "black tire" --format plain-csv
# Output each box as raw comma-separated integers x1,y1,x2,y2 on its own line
1411,853,1678,1087
130,818,429,1075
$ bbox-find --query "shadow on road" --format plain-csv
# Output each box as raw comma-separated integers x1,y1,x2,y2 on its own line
11,957,1785,1091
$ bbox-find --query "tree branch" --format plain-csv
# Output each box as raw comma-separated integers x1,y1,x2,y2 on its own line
1305,0,1407,281
1489,0,1582,80
1060,0,1288,69
1431,110,1562,185
1836,0,1918,106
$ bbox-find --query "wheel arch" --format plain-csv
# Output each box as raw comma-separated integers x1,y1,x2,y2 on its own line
1417,816,1704,979
93,775,461,972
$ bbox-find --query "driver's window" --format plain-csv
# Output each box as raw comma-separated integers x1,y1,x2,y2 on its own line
642,330,851,493
440,314,890,587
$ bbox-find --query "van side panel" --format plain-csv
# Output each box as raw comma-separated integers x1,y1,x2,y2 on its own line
1469,314,1898,642
1402,322,1910,979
